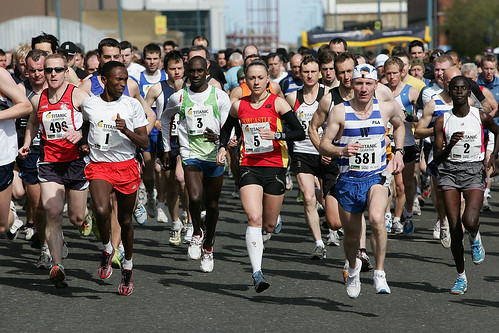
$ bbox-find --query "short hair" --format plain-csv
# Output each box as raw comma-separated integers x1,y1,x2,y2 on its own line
334,52,357,73
266,52,283,64
188,56,208,69
143,43,161,56
228,52,243,63
45,53,68,69
31,33,59,53
384,57,404,71
245,59,268,74
164,50,183,68
192,35,210,47
461,62,478,78
445,50,459,59
188,45,210,59
84,50,99,69
354,53,367,64
393,51,410,61
434,54,455,66
13,43,31,65
98,38,120,55
119,41,133,51
300,55,319,70
481,53,497,66
329,38,347,51
163,40,177,48
408,40,424,52
217,50,225,57
449,75,471,91
101,60,126,78
242,44,259,59
318,50,335,67
0,49,6,56
26,49,47,64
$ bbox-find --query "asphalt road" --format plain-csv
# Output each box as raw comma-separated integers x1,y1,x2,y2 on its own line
1,178,499,332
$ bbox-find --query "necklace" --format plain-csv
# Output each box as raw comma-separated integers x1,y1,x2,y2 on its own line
251,91,268,104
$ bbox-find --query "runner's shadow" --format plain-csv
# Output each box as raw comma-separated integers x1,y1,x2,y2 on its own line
450,298,499,308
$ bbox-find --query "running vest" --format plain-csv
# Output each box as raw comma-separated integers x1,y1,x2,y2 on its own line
393,84,416,146
38,84,82,162
336,99,387,178
0,95,17,165
178,85,220,162
139,70,167,99
428,95,453,134
90,73,130,97
21,80,43,154
238,94,288,168
443,106,484,162
292,85,325,154
160,80,179,137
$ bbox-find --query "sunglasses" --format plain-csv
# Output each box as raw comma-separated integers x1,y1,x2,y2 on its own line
44,67,66,74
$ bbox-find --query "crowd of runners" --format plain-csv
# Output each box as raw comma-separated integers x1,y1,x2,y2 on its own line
1,32,498,297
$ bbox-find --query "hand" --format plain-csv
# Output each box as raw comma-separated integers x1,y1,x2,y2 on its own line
162,151,172,169
321,155,331,165
392,153,405,175
62,126,82,144
487,155,498,177
79,144,90,157
115,113,128,133
203,127,218,142
18,146,29,160
228,135,238,147
342,142,362,157
258,127,274,140
216,148,226,166
449,131,464,147
155,120,162,131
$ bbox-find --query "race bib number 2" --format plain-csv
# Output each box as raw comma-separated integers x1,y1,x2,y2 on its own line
243,122,273,154
42,110,73,140
185,105,217,135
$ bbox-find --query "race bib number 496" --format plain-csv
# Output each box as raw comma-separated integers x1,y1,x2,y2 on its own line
42,110,73,140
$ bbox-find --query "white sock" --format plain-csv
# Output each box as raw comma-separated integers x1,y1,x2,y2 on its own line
315,240,325,248
172,219,182,231
374,269,385,277
103,241,113,254
246,226,264,274
123,258,133,270
385,213,391,219
393,217,401,223
457,271,466,281
469,231,479,242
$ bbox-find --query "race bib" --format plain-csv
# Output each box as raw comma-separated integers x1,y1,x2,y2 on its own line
92,120,122,151
243,122,273,154
42,110,73,140
348,136,383,172
171,113,180,136
450,133,482,160
32,129,43,146
185,104,217,135
297,110,318,137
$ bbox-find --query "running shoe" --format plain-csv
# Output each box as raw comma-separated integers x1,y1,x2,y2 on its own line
252,270,270,293
384,214,392,233
6,211,24,241
23,224,36,241
285,174,293,190
79,213,93,236
373,270,391,294
273,215,282,234
346,258,362,298
138,183,147,205
412,198,421,216
146,196,157,218
37,246,52,270
231,187,240,199
440,223,451,248
311,245,327,260
326,229,340,246
484,188,491,199
49,264,68,288
98,250,114,279
450,277,467,295
184,223,194,243
317,203,325,217
156,202,168,223
91,213,101,239
262,230,272,243
62,241,69,259
296,190,304,203
188,231,204,260
200,248,214,273
357,250,373,272
482,196,491,212
470,233,485,265
423,185,431,198
133,203,147,225
403,216,414,235
119,268,134,296
111,248,122,269
180,211,188,229
391,219,403,234
169,220,182,246
433,218,441,240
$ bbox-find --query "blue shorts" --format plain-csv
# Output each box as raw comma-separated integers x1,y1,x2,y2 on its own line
183,159,224,178
19,153,39,185
144,133,159,153
334,173,388,214
0,162,15,191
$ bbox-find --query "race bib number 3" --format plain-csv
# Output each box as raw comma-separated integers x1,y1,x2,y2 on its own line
42,110,73,140
186,105,217,135
92,120,122,151
243,122,273,154
348,137,383,171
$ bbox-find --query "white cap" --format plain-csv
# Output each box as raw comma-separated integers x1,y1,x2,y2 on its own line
352,64,377,81
375,54,389,68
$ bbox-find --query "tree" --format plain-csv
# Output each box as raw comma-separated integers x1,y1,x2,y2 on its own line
443,0,499,58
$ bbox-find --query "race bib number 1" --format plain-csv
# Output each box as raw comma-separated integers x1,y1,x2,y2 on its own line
92,120,121,151
42,110,73,140
185,105,217,135
243,122,273,154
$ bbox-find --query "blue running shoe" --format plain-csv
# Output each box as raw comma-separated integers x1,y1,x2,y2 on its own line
403,216,414,235
273,215,282,234
450,277,467,295
252,270,270,293
470,233,485,265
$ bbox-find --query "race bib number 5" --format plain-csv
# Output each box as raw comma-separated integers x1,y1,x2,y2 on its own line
243,122,273,154
186,105,217,135
42,110,73,140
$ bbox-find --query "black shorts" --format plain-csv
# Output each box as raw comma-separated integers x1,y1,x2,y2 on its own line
291,152,322,176
38,159,88,191
0,162,15,191
157,136,180,171
239,166,286,195
321,161,340,199
403,145,418,163
19,153,39,185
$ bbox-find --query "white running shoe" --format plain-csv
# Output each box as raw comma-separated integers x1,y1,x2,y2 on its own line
184,223,194,243
433,218,441,240
169,220,182,246
188,231,204,260
62,241,69,259
37,245,52,269
311,245,327,260
440,221,451,248
156,202,168,223
134,203,147,225
200,248,214,272
137,182,147,205
373,270,391,294
326,229,340,246
391,219,403,234
346,258,362,298
412,197,421,216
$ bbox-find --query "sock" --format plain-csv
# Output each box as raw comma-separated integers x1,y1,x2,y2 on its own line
348,259,359,275
374,269,385,277
103,241,113,254
118,244,124,254
315,240,325,248
469,231,479,242
393,217,401,223
246,226,264,274
457,271,466,281
123,258,133,270
172,219,182,231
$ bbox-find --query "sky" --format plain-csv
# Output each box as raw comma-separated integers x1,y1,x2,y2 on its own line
225,0,324,44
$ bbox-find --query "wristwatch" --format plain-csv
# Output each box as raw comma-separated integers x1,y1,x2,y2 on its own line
394,148,405,155
274,132,282,140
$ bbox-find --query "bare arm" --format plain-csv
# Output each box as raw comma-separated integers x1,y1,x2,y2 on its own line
482,87,498,117
318,104,349,157
309,93,331,150
229,86,243,104
19,96,40,159
271,81,284,99
0,68,31,121
414,99,436,139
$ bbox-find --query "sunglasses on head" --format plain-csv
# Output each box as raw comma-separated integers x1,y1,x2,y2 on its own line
44,67,66,74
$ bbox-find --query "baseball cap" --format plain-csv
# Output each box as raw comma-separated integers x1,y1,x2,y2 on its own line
61,41,78,56
352,64,377,80
410,58,424,70
375,54,389,68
